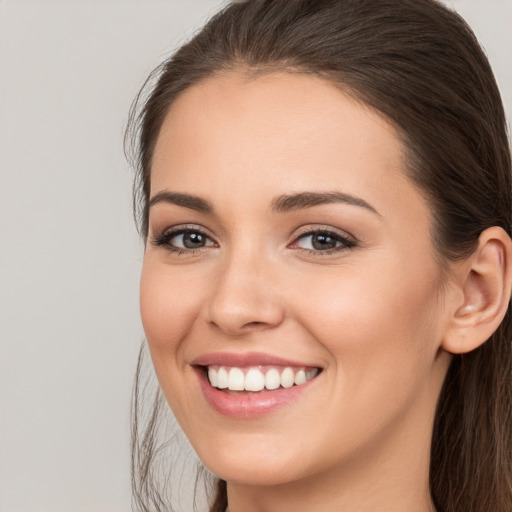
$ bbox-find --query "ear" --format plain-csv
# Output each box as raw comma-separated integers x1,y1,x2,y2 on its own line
442,226,512,355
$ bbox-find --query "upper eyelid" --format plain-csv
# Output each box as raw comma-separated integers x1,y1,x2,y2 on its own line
155,224,215,238
290,224,356,241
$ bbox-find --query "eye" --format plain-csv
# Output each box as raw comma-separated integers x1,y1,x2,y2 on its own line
171,231,212,249
291,229,356,253
151,227,216,252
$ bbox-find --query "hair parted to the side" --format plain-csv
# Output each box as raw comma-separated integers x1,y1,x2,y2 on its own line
126,1,512,511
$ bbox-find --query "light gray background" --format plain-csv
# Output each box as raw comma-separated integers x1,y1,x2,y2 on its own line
0,1,510,511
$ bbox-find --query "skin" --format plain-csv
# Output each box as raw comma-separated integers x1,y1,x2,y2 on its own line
140,71,466,512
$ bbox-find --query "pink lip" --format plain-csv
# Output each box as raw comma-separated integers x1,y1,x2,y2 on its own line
191,351,317,368
191,352,321,419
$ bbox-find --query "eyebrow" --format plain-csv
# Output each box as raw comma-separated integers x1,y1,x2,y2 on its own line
270,191,380,216
148,190,380,216
148,191,214,213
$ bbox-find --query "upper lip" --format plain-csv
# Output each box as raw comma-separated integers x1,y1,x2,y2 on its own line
191,351,320,368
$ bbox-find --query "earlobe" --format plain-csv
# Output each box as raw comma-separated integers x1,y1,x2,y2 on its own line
442,226,512,355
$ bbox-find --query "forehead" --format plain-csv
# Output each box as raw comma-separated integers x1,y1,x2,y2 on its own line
150,71,420,218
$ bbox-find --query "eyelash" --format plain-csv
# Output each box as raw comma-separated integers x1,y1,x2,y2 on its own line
150,226,356,256
290,228,356,255
151,226,217,255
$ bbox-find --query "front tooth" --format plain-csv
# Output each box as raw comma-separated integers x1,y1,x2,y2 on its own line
294,369,306,385
208,367,218,387
265,368,280,390
281,367,295,388
217,367,228,389
245,368,265,391
228,368,245,391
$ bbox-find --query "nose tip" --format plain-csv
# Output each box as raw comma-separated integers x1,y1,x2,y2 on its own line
207,299,284,336
203,264,285,336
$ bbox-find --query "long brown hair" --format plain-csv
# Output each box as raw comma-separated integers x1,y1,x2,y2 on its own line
126,1,512,510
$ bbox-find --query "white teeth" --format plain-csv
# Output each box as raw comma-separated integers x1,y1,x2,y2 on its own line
228,367,245,391
245,368,265,391
208,367,218,387
306,368,318,380
281,367,295,388
207,365,319,391
217,367,228,389
294,369,306,385
264,368,281,390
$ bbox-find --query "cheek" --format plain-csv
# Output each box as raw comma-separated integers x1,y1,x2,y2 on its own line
295,259,443,393
287,265,444,462
139,259,209,429
139,259,201,361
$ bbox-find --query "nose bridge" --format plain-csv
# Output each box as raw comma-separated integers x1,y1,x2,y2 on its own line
204,238,284,335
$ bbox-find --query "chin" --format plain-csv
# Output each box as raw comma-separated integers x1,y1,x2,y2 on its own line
206,456,305,487
189,429,316,487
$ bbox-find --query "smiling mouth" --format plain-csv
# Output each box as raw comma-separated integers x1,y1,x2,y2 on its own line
203,365,321,393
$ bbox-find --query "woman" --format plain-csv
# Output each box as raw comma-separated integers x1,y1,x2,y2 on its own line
126,0,512,510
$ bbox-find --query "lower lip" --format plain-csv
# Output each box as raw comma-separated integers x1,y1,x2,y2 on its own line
195,367,318,418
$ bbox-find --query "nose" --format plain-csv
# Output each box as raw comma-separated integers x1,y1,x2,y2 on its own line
203,250,285,336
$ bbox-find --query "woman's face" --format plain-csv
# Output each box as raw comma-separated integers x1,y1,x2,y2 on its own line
141,72,453,486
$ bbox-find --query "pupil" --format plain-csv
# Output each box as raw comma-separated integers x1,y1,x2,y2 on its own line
183,232,205,249
312,233,337,250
